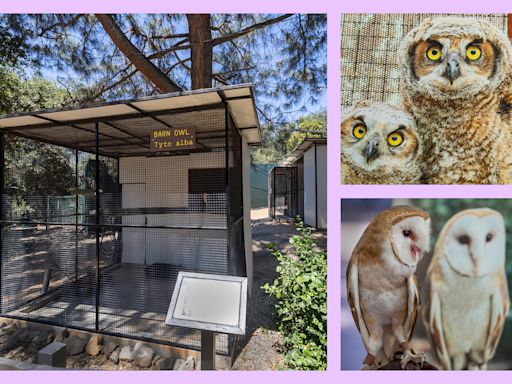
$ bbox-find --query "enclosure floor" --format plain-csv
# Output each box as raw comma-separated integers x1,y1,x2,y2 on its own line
6,263,228,353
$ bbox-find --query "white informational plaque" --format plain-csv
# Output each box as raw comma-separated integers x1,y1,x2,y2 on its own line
165,272,247,335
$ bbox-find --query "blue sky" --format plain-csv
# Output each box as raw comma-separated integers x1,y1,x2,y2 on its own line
16,14,326,124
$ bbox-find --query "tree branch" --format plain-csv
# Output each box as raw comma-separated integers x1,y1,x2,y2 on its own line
38,14,83,36
88,68,139,101
209,14,294,46
95,14,182,93
150,33,189,39
146,38,191,60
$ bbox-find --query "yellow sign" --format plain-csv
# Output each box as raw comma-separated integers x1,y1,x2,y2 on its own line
150,127,196,151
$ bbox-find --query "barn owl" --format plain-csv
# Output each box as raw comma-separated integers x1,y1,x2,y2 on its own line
399,17,512,184
425,208,509,370
341,101,422,184
347,205,431,369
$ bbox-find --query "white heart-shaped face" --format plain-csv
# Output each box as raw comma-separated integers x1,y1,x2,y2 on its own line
444,213,505,277
390,216,432,267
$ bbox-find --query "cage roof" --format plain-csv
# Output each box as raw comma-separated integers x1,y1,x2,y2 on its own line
281,137,327,166
0,84,261,157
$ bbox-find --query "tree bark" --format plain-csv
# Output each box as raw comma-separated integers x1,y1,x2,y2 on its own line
187,14,213,90
95,14,182,93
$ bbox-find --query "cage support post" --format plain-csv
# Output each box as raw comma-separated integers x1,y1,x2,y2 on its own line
0,132,4,313
224,103,231,270
75,148,79,282
314,141,318,229
46,197,49,231
272,169,276,219
200,330,216,370
295,166,299,218
95,122,100,331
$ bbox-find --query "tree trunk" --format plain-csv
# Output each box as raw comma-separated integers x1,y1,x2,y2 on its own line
187,14,213,90
95,14,182,93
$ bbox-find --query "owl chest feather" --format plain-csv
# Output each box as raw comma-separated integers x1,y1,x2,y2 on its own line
437,258,496,355
342,155,422,184
358,244,415,324
407,93,512,183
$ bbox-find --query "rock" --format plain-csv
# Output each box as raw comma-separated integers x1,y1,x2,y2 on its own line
98,354,108,363
47,332,55,345
54,328,69,342
155,357,174,370
33,331,51,347
152,355,161,366
0,335,9,345
101,341,118,358
85,335,103,356
64,335,88,356
119,345,133,362
173,357,195,371
133,342,154,368
17,328,32,343
0,323,17,336
173,359,186,370
0,328,24,352
184,356,195,370
109,347,120,364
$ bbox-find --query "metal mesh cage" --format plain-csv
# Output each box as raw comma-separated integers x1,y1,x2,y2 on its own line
340,14,508,110
268,166,298,220
0,104,245,356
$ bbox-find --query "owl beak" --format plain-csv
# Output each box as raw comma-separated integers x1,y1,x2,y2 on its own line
470,252,479,274
364,140,380,163
410,243,423,262
445,56,461,84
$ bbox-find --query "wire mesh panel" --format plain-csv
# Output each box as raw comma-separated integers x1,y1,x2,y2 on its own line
1,224,95,321
268,166,298,220
340,14,508,110
0,132,98,330
0,104,246,356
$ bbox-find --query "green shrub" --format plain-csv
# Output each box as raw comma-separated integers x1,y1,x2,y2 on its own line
263,218,327,370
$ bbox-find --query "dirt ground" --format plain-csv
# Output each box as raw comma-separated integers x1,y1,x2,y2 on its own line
232,208,326,370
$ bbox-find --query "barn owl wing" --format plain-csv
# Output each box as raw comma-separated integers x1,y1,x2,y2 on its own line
404,275,419,340
346,255,370,351
426,276,452,370
485,270,510,360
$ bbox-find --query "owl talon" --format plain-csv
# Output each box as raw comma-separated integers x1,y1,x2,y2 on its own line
399,349,425,369
361,353,378,370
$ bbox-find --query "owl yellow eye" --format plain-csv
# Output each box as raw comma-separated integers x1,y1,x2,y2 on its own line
427,46,442,61
352,124,366,139
387,132,404,147
466,45,481,61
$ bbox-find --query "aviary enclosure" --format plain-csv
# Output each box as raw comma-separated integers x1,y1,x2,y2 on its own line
268,138,326,229
0,85,259,359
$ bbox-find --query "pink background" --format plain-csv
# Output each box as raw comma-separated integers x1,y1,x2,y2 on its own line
2,0,512,382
